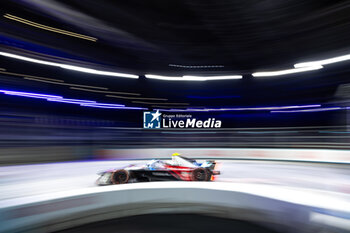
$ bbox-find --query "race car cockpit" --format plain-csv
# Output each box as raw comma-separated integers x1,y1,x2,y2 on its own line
146,160,166,170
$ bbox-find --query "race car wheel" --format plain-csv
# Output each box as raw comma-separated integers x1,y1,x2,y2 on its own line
191,168,208,181
111,169,129,184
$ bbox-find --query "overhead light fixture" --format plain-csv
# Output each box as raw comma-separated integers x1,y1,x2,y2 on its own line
145,74,242,81
4,14,97,42
0,52,138,79
59,64,138,78
169,64,225,68
183,75,242,80
252,65,323,77
294,54,350,68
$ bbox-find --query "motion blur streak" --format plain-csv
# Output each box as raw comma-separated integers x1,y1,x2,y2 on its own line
271,107,343,113
151,105,189,109
310,212,350,230
252,65,323,77
24,77,64,83
0,52,139,79
106,94,167,101
4,14,98,42
295,53,350,68
132,101,189,105
0,70,65,83
80,105,147,110
169,64,225,68
2,1,350,232
24,77,109,90
182,75,242,80
70,87,140,96
1,160,350,233
0,89,150,110
145,74,242,81
157,104,321,112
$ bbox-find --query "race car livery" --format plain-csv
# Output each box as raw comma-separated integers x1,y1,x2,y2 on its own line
96,154,220,185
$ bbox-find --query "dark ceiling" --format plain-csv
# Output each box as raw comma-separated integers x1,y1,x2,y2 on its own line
0,0,350,114
2,0,350,74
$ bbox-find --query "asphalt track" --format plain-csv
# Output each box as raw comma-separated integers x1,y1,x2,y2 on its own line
2,159,350,232
1,159,350,200
53,213,281,233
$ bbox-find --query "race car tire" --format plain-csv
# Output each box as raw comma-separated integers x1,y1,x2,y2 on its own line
111,169,130,184
191,168,209,181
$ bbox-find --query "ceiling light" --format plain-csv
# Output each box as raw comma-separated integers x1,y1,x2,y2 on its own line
59,64,138,78
0,52,138,79
295,54,350,68
169,64,225,68
183,75,242,80
145,74,242,81
252,65,323,77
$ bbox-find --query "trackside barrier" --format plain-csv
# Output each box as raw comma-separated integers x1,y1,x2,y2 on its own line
0,182,349,233
96,148,350,164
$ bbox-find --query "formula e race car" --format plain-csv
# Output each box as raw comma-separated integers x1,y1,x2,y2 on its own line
96,153,220,185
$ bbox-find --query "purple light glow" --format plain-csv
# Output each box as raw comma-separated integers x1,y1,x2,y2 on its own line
83,105,147,110
271,107,344,113
1,90,62,99
0,88,144,110
47,99,96,105
80,103,125,107
3,93,50,99
156,104,322,112
47,98,97,104
50,98,97,103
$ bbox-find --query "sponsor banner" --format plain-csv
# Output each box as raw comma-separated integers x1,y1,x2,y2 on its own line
143,110,222,129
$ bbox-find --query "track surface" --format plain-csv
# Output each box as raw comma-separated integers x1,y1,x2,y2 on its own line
1,160,350,200
53,214,280,233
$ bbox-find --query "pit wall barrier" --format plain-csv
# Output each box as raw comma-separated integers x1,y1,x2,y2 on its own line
96,148,350,163
1,182,348,233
